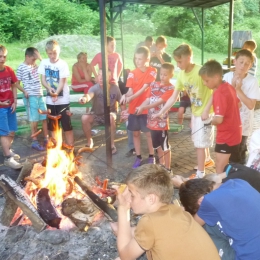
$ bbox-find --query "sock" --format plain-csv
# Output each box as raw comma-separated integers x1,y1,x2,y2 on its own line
196,170,205,178
5,155,11,160
149,154,154,158
137,155,142,159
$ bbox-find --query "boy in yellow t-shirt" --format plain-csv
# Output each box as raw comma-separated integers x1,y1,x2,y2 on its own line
111,164,220,260
153,44,214,178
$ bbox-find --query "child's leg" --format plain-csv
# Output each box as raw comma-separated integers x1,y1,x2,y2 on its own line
59,105,74,146
42,119,48,139
178,107,185,125
157,146,165,165
144,131,154,155
1,135,12,156
215,152,230,174
133,131,141,155
197,148,206,172
110,113,116,148
64,130,74,146
164,149,171,170
30,121,38,141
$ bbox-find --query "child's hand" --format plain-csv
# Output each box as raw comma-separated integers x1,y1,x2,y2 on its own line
201,110,209,121
113,184,131,210
151,111,162,120
11,102,16,113
125,96,133,104
24,91,29,99
135,106,143,115
1,100,10,106
120,94,126,105
120,109,129,122
79,97,87,104
234,77,243,91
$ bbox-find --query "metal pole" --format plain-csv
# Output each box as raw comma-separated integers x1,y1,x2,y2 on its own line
201,8,204,65
99,0,112,169
119,6,126,82
228,0,234,68
110,0,114,36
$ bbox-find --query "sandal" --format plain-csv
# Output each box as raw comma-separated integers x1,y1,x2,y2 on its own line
111,146,117,155
32,141,45,151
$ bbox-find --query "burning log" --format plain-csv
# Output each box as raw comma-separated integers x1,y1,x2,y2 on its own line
61,197,103,231
1,161,34,226
0,175,46,232
36,188,61,229
74,176,118,222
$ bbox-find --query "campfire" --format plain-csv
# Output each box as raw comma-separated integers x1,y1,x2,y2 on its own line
0,121,118,233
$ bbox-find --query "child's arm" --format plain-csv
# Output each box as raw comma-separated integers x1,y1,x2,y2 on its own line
201,94,213,120
152,90,180,119
17,81,28,98
10,82,18,113
117,188,145,260
120,88,133,104
211,115,223,125
117,55,123,80
40,74,53,93
126,83,150,103
136,98,165,115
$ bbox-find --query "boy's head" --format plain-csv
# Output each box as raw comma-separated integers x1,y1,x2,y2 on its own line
173,44,193,70
0,45,7,68
199,60,223,89
179,179,215,215
126,164,173,214
234,49,253,75
107,36,116,54
25,47,41,65
134,46,150,69
160,63,174,84
242,40,257,53
97,69,112,86
145,36,154,48
155,36,167,51
45,40,60,63
77,52,87,63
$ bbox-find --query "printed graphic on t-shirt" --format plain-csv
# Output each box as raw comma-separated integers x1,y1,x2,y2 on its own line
250,152,260,172
45,68,63,96
184,82,202,107
0,77,12,93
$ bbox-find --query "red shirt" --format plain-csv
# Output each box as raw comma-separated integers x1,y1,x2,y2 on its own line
126,67,157,114
0,66,17,108
213,82,242,146
91,52,122,84
147,82,174,130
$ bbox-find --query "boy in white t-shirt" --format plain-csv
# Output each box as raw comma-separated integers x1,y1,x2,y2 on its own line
246,129,260,172
223,49,260,164
17,47,48,151
38,40,74,146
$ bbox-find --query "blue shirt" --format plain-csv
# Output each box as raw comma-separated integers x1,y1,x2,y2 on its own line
198,179,260,260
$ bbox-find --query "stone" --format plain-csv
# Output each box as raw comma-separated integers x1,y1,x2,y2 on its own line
4,225,27,244
49,251,69,260
6,252,25,260
37,230,70,245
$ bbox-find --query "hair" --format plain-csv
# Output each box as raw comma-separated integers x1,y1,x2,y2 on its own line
243,40,257,53
203,173,222,183
0,45,7,54
156,35,167,45
199,60,223,77
235,49,254,63
45,40,60,52
135,46,150,59
179,179,215,215
161,62,174,74
173,44,192,58
126,164,173,204
145,36,153,42
25,47,39,57
77,52,87,60
107,36,115,44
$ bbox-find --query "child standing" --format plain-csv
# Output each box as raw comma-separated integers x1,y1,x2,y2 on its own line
199,60,242,173
153,44,214,178
91,36,123,84
121,46,156,169
223,49,260,164
17,47,48,151
0,45,22,169
150,35,171,81
136,63,174,173
38,40,74,146
113,164,220,259
242,40,258,76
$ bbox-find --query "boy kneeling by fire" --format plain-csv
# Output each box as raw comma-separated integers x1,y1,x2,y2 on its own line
110,164,220,260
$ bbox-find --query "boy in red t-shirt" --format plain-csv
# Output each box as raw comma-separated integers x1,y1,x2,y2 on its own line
0,45,22,169
136,63,174,172
121,46,156,169
91,36,123,84
199,60,242,174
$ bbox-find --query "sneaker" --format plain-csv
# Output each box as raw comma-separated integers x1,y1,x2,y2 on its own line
194,159,215,170
4,157,23,169
125,148,136,157
148,157,155,164
190,171,205,179
9,149,20,160
132,157,142,169
32,141,45,151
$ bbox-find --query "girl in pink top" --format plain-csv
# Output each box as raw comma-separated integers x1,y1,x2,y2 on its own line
91,36,123,84
71,52,94,93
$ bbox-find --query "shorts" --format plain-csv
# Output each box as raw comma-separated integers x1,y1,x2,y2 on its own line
191,114,214,148
0,107,17,136
215,143,240,154
23,96,47,122
92,113,116,126
151,130,170,151
71,82,94,93
47,104,73,132
127,114,150,132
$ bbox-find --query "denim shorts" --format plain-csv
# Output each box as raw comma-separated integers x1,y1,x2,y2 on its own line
23,96,47,122
0,107,17,136
127,114,149,132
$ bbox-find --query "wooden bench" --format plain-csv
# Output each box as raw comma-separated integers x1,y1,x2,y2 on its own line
16,90,183,135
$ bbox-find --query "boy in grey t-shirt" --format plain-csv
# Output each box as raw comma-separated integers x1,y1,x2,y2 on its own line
79,69,124,154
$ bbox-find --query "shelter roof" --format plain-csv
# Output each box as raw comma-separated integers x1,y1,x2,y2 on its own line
106,0,231,8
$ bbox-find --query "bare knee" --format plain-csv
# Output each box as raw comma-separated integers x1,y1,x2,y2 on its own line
82,114,93,125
